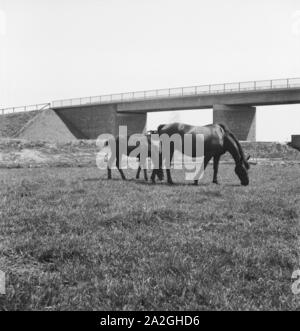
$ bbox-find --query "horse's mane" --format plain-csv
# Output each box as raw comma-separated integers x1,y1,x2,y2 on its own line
157,124,166,133
218,123,248,166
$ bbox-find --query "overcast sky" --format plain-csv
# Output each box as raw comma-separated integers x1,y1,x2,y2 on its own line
0,0,300,140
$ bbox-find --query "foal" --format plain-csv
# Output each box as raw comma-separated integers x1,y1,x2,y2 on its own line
105,134,164,182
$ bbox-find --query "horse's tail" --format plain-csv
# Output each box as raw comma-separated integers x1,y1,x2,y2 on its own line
218,123,248,166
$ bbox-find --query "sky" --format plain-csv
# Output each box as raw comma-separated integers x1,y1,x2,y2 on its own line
0,0,300,141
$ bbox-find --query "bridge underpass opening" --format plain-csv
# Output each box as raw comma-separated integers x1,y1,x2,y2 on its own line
147,104,300,142
256,104,300,142
147,109,213,133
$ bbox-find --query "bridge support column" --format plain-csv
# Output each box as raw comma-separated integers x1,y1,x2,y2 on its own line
213,104,256,141
115,113,147,136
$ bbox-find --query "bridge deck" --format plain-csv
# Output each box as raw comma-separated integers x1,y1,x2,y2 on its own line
1,78,300,115
51,77,300,110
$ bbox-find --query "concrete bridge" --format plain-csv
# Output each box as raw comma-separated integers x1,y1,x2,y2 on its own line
38,78,300,141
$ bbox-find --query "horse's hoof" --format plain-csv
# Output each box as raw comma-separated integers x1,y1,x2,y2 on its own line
213,181,220,185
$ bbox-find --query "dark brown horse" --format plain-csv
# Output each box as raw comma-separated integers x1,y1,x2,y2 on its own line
105,134,164,182
151,122,250,186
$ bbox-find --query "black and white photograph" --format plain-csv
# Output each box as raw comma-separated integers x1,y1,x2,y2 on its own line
0,0,300,315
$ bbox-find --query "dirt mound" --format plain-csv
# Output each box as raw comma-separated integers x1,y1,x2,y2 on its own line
0,111,39,138
240,142,300,160
0,139,97,168
17,109,77,142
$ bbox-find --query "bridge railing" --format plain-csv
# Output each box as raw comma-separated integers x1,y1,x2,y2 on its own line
52,77,300,109
0,103,51,115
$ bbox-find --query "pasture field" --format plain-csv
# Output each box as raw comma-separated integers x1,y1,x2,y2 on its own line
0,163,299,310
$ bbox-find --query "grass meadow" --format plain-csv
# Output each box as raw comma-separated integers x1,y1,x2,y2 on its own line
0,163,299,310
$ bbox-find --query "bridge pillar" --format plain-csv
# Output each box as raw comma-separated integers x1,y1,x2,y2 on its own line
213,104,256,141
291,135,300,150
55,105,147,139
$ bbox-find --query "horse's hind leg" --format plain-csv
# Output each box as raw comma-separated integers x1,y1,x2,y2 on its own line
150,169,157,183
213,155,220,184
166,169,173,185
107,167,112,180
116,158,126,180
166,144,174,184
107,153,115,180
117,167,126,180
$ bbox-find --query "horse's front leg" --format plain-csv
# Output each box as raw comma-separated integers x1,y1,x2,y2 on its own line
136,165,141,179
213,155,220,184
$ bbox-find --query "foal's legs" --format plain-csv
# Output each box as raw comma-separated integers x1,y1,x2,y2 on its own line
116,157,126,180
136,165,148,181
136,166,141,179
213,155,220,184
166,144,175,184
143,169,148,181
107,155,115,179
136,155,148,182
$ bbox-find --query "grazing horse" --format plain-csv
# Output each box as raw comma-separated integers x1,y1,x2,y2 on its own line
104,134,164,182
152,122,250,186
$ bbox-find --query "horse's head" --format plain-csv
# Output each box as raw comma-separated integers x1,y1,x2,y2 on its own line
235,155,250,186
